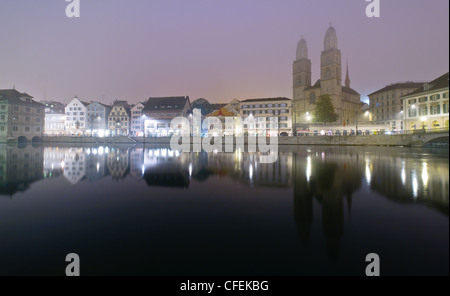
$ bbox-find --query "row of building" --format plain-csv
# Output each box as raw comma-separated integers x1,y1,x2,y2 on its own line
0,26,448,142
291,25,449,134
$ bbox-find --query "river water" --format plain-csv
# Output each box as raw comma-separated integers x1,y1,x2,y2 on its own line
0,144,448,275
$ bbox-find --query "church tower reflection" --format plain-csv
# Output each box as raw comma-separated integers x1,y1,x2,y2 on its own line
293,148,363,259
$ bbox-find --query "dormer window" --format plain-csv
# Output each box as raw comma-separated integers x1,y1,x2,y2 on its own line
423,84,430,91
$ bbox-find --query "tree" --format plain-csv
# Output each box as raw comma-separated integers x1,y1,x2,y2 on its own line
313,94,338,124
192,98,215,116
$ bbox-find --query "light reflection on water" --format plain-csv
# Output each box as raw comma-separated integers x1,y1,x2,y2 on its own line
0,144,448,275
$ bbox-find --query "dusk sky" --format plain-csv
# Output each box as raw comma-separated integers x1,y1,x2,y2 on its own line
0,0,448,104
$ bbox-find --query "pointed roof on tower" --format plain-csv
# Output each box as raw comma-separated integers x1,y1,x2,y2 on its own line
345,60,350,88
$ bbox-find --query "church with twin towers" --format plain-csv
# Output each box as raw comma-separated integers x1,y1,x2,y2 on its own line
292,25,362,132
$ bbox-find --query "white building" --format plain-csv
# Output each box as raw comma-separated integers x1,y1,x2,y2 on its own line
240,97,293,136
403,72,449,131
86,102,111,137
130,102,145,136
65,97,88,135
143,96,192,137
43,101,66,135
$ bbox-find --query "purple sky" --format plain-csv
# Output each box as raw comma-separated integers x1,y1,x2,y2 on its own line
0,0,448,104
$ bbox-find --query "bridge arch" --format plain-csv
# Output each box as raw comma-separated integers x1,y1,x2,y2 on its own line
18,136,28,144
32,136,42,143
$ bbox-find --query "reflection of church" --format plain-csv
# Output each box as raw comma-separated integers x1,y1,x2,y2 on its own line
0,145,43,196
292,150,362,259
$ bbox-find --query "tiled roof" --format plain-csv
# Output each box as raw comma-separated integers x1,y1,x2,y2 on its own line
401,72,449,97
342,86,360,96
0,89,44,107
367,82,425,97
143,96,190,112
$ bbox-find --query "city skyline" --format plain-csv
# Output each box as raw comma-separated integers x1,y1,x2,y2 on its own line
0,0,448,104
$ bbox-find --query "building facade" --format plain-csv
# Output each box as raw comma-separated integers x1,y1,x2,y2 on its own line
108,100,131,136
368,82,425,131
42,101,66,136
240,97,293,136
403,73,449,131
0,89,45,142
142,96,192,137
292,26,362,133
65,97,88,135
130,102,145,136
86,102,111,137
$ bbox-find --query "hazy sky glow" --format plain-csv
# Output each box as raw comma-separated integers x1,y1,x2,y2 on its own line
0,0,448,104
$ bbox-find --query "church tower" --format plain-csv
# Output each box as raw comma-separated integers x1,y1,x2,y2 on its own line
293,38,312,129
320,25,342,121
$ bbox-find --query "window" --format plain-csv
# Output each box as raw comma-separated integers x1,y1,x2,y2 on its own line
73,112,77,115
37,118,41,122
0,115,4,120
0,105,5,110
157,123,165,129
26,107,30,112
36,127,41,132
309,93,316,105
419,96,428,102
408,108,417,117
430,105,441,115
12,126,19,132
443,92,449,99
419,106,428,116
0,126,4,132
14,106,19,111
25,127,30,132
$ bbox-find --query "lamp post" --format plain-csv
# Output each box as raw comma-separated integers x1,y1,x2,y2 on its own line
421,117,427,132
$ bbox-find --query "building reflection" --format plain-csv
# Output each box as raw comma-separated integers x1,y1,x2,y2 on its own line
107,147,130,181
367,150,449,216
85,146,109,182
142,148,190,188
292,148,363,259
43,147,65,179
63,148,86,185
0,145,43,196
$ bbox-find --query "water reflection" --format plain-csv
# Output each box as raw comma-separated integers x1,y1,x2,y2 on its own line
0,145,43,196
0,144,448,263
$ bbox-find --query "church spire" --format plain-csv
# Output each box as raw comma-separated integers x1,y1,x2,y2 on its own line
345,60,350,88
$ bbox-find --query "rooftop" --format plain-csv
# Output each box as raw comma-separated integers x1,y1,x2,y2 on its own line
367,82,426,97
143,96,190,112
401,72,449,97
240,97,291,103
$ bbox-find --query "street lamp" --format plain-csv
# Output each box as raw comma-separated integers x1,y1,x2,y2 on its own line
421,117,427,132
